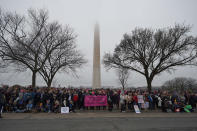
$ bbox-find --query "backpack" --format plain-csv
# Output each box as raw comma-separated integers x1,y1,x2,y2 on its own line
148,95,153,102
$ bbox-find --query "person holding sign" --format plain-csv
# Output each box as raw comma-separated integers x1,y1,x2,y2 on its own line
137,94,144,110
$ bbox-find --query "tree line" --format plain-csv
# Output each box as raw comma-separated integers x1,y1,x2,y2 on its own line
162,77,197,93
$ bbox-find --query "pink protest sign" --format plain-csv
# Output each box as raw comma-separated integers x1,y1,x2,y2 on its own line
84,95,107,107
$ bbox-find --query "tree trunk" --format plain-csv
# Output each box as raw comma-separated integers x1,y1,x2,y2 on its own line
122,85,125,91
32,71,36,88
146,77,153,93
47,80,52,88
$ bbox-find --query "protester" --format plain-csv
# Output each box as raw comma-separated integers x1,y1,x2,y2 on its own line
112,91,119,109
120,91,126,112
127,93,133,110
69,100,75,113
0,85,196,114
108,95,113,111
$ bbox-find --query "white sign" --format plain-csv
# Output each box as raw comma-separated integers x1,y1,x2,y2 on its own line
137,95,144,104
61,107,69,114
134,105,141,113
145,102,149,109
142,102,149,109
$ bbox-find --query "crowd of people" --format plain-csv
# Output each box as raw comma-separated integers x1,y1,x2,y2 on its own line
0,85,197,118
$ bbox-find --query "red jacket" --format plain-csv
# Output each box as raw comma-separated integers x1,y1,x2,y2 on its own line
73,95,78,102
133,95,138,103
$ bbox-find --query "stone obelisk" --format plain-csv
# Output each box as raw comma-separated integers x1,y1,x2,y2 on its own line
92,23,101,89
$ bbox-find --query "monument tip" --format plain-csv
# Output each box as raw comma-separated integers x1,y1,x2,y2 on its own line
95,22,99,29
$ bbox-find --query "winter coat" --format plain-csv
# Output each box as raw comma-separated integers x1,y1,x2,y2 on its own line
0,93,6,105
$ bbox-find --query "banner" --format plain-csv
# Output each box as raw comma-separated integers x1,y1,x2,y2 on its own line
84,95,107,107
61,107,69,114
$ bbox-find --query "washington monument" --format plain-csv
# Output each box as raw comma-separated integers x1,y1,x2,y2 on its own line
92,23,101,89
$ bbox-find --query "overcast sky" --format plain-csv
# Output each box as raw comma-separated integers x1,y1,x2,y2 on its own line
0,0,197,87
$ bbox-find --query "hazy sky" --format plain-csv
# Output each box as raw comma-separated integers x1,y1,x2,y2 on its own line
0,0,197,87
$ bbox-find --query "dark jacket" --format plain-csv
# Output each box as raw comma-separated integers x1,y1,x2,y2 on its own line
0,92,6,105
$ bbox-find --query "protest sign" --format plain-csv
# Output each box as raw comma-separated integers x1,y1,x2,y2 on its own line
134,105,141,113
141,102,149,109
137,95,144,103
61,107,69,114
84,95,107,107
144,102,149,109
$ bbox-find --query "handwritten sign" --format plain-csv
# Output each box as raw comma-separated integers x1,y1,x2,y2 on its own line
134,105,141,113
137,95,144,103
61,107,69,114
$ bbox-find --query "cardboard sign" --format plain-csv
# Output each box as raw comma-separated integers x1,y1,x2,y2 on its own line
134,105,141,113
61,107,69,114
137,95,144,103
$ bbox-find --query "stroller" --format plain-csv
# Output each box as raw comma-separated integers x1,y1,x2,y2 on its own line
162,96,172,112
172,101,184,112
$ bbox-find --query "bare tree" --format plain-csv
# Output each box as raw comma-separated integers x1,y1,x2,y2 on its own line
38,31,86,88
0,8,76,88
103,24,197,92
0,57,7,69
116,67,130,91
193,39,197,65
162,77,197,92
